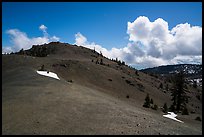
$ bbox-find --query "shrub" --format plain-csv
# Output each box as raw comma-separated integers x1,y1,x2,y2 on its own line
195,116,202,121
67,80,73,83
137,83,145,92
125,80,131,84
182,106,189,115
126,95,129,98
130,83,135,86
153,104,158,110
190,110,195,114
196,95,200,101
60,64,67,68
108,79,112,81
39,65,45,71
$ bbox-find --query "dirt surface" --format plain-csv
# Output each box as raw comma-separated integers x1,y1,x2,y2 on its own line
2,43,202,135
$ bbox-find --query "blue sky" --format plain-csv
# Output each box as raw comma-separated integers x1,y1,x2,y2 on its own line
2,2,202,69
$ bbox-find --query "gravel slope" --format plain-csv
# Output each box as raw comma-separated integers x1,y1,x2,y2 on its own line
2,51,202,135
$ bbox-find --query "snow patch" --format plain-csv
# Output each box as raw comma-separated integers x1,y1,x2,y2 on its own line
163,112,184,123
37,71,60,80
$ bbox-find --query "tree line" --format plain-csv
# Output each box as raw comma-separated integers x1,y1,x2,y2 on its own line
143,71,189,115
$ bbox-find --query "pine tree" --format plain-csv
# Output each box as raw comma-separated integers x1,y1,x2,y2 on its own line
93,47,95,53
153,104,158,110
135,70,139,76
100,51,103,56
143,93,150,108
159,83,163,89
96,59,99,64
19,48,24,55
100,58,103,65
150,98,154,104
165,84,169,91
163,103,168,113
170,71,188,113
169,103,176,112
193,80,197,88
39,65,45,71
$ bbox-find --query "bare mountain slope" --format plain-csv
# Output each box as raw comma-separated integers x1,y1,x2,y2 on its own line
2,42,202,135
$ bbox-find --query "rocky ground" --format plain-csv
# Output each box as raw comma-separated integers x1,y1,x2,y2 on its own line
2,43,202,135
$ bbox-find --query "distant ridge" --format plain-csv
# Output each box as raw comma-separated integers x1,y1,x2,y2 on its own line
140,64,202,76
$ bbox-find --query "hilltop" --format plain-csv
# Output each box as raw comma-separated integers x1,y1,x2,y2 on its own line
2,42,202,135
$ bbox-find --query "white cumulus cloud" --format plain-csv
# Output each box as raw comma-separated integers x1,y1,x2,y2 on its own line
75,32,88,46
74,32,110,57
51,36,60,42
75,16,202,69
127,16,202,60
74,32,145,64
39,24,47,32
3,17,201,69
39,24,49,37
3,24,60,54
